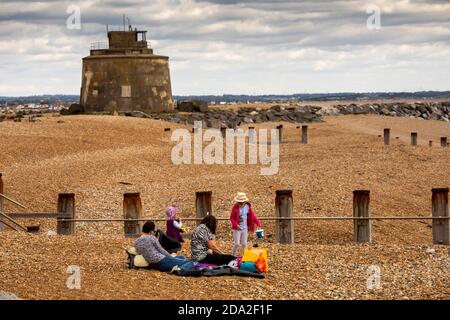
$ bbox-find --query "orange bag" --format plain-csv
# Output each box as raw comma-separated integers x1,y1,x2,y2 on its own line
255,254,268,273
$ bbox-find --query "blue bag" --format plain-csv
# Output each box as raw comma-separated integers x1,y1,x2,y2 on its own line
239,262,258,273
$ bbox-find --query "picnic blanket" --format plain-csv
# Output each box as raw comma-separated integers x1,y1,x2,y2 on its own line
126,249,264,278
174,265,265,279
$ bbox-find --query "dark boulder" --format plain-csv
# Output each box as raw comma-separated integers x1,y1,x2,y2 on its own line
177,100,209,113
61,104,85,115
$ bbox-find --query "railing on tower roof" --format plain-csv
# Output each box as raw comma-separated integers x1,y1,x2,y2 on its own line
90,41,109,50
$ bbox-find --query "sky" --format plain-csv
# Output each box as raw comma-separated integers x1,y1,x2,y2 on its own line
0,0,449,96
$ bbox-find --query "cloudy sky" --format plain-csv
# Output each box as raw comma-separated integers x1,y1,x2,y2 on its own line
0,0,449,96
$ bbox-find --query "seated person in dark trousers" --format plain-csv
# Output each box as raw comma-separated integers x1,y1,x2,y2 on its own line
135,221,194,272
191,215,236,265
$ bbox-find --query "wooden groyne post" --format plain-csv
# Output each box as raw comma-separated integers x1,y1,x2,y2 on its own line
196,191,212,224
248,127,256,144
220,127,227,139
57,193,76,235
301,125,308,144
432,188,449,245
429,140,433,147
441,137,448,148
411,132,418,146
123,193,143,237
275,190,294,244
277,125,283,144
353,190,371,243
384,128,390,145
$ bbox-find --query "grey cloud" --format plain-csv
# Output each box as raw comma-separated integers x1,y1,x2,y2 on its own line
0,0,449,95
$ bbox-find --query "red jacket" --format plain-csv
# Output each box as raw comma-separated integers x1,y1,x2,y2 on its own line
229,202,261,232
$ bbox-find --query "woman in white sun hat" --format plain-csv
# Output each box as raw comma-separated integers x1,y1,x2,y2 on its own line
229,192,262,256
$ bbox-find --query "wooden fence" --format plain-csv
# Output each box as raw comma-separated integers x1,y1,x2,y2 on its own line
382,128,448,147
0,174,448,245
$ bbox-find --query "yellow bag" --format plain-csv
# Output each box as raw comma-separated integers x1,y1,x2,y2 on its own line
242,248,268,271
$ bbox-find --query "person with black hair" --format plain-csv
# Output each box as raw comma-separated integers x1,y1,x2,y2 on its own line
135,221,194,272
191,215,236,265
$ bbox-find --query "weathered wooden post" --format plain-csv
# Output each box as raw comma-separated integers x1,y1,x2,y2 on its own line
220,127,227,139
164,128,171,132
353,190,371,243
0,173,4,231
57,193,76,235
432,188,449,245
248,127,256,144
411,132,418,146
384,128,390,145
275,190,294,244
441,137,448,147
123,193,143,238
196,191,212,225
429,140,433,147
301,125,308,144
277,125,283,144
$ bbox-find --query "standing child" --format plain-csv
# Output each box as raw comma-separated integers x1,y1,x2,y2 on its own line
229,192,262,257
166,205,184,243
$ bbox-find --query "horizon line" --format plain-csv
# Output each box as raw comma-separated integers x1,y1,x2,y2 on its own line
2,90,450,99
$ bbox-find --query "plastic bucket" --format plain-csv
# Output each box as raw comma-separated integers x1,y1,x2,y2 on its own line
256,229,264,239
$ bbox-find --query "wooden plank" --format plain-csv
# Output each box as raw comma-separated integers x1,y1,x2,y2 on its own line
0,217,21,231
57,193,76,235
432,188,449,245
0,192,27,209
0,211,27,232
353,190,371,243
275,190,294,244
196,191,212,225
123,193,142,238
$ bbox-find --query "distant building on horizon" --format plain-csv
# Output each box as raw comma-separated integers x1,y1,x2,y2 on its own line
80,25,174,114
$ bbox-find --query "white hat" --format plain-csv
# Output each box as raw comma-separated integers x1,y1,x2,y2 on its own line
234,192,249,203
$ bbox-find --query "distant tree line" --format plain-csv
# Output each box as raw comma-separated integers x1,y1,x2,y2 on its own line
174,91,450,103
1,91,450,105
0,95,79,105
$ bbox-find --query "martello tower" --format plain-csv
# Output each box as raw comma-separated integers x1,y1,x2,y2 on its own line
80,26,174,113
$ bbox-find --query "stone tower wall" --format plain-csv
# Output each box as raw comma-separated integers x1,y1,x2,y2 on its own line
80,54,174,113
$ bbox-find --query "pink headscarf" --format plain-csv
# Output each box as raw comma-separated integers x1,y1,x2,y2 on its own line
166,205,179,220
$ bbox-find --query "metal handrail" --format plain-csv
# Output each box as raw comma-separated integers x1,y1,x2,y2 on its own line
56,216,450,223
89,41,152,50
90,41,108,50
